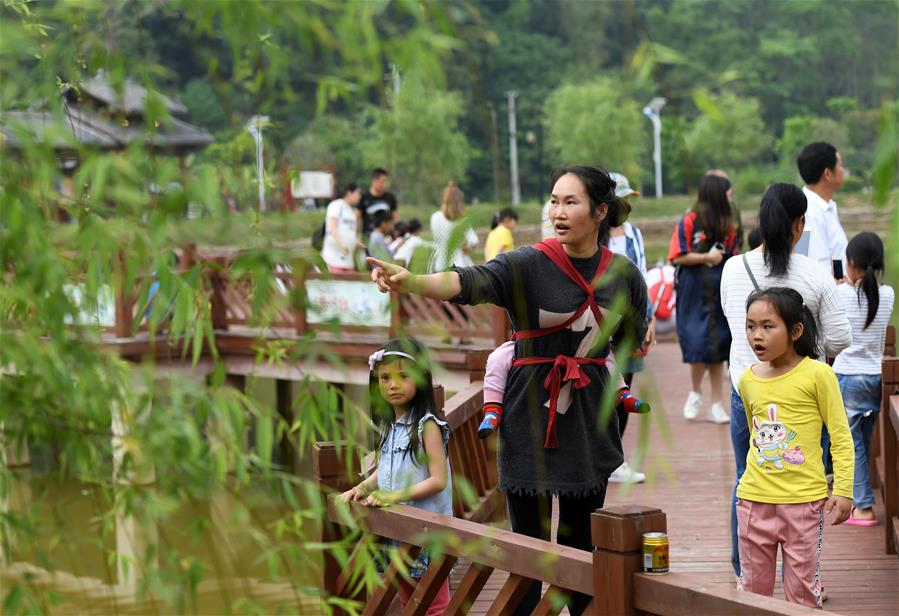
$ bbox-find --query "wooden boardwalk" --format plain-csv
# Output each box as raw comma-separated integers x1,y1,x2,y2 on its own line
457,340,898,615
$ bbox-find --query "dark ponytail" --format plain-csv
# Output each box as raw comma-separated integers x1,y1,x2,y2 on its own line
845,231,884,329
758,183,807,278
746,287,820,358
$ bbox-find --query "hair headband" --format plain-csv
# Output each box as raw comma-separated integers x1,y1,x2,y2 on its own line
368,350,416,371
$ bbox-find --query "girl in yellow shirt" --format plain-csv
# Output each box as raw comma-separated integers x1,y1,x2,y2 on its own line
736,287,853,608
484,207,518,262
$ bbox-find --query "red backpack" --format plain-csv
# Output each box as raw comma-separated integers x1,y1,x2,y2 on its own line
646,264,676,321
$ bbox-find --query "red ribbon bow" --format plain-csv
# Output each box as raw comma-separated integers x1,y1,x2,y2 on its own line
514,354,606,449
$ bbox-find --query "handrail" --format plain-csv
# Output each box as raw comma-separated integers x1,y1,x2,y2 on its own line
633,572,833,616
880,355,899,555
327,499,594,594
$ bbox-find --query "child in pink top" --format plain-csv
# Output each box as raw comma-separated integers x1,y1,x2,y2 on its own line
478,340,649,438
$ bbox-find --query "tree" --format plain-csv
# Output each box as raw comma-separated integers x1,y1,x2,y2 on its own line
543,77,646,183
685,91,773,171
359,78,472,205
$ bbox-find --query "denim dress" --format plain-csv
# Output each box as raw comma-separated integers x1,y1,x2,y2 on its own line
377,411,453,578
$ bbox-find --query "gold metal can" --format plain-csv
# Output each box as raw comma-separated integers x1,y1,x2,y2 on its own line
642,532,669,574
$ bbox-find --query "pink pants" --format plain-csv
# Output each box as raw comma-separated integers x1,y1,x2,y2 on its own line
398,578,451,615
736,498,825,608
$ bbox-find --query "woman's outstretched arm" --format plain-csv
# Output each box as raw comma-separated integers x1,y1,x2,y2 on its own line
368,257,461,300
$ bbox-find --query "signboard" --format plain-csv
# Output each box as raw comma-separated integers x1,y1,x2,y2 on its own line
305,279,390,327
291,171,334,199
63,283,116,328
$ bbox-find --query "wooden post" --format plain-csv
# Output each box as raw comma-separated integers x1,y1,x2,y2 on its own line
209,257,229,331
881,357,898,554
180,243,196,272
467,349,489,383
293,259,308,336
275,379,295,472
389,289,403,338
591,504,667,616
313,442,362,615
114,251,134,338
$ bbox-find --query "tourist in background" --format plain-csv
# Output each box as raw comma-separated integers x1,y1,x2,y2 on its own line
321,183,363,273
368,210,395,261
606,172,654,484
832,232,894,525
668,174,739,424
798,142,848,274
430,182,478,270
359,168,398,234
484,207,518,262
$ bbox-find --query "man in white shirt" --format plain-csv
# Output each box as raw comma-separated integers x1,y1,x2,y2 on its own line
798,142,848,274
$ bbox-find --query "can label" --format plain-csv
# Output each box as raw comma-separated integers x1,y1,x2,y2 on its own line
642,533,669,574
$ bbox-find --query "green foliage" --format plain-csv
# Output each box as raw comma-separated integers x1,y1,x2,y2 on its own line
180,78,228,132
360,78,472,204
686,91,772,171
543,77,646,181
287,116,368,188
778,116,850,168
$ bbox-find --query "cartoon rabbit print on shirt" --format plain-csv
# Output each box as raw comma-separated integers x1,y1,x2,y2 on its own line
752,404,805,470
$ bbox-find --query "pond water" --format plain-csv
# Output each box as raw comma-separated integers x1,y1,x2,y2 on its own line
2,469,325,614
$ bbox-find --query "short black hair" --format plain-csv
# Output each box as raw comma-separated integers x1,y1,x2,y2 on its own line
797,142,838,185
407,218,422,234
371,168,389,179
341,182,359,196
372,210,392,228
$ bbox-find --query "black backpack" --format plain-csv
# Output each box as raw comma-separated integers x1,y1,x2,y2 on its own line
312,221,326,251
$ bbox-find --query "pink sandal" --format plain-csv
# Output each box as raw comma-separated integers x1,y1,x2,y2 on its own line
843,508,879,527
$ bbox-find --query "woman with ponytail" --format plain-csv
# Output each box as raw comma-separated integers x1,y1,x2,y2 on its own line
832,232,894,525
719,182,851,579
668,174,740,425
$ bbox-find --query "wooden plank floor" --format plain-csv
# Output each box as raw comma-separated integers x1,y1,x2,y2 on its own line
452,340,898,615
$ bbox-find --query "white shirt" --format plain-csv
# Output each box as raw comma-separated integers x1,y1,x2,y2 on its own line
802,186,848,271
430,210,478,270
832,284,895,375
320,198,357,269
393,235,431,267
720,250,852,390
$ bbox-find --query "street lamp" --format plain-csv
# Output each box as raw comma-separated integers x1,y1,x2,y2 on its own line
506,91,520,206
247,115,270,213
642,97,666,198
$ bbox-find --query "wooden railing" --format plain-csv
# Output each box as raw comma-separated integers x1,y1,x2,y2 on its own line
313,484,826,615
874,325,898,556
107,249,505,345
880,355,899,556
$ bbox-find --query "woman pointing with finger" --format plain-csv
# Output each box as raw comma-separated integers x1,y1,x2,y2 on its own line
369,165,648,616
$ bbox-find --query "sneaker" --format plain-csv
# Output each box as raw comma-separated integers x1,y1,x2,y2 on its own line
707,402,730,424
609,462,646,484
683,391,702,421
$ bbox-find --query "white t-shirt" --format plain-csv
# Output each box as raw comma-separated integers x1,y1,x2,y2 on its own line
393,235,431,266
608,234,627,258
320,198,357,269
430,210,478,271
832,284,895,375
803,186,848,272
720,250,852,390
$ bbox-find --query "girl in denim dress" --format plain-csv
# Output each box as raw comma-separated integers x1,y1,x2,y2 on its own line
832,232,895,526
339,338,453,614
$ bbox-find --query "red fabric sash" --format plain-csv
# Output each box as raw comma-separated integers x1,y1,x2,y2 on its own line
510,239,614,448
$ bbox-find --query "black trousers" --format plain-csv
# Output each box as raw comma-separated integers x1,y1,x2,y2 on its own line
505,485,607,615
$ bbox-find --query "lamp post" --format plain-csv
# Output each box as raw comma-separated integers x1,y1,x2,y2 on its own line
247,115,270,213
642,97,666,198
506,90,520,206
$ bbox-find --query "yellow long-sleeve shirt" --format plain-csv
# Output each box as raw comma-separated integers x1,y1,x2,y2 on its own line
737,357,854,504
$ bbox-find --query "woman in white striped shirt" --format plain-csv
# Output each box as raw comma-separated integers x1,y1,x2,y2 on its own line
719,182,852,578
